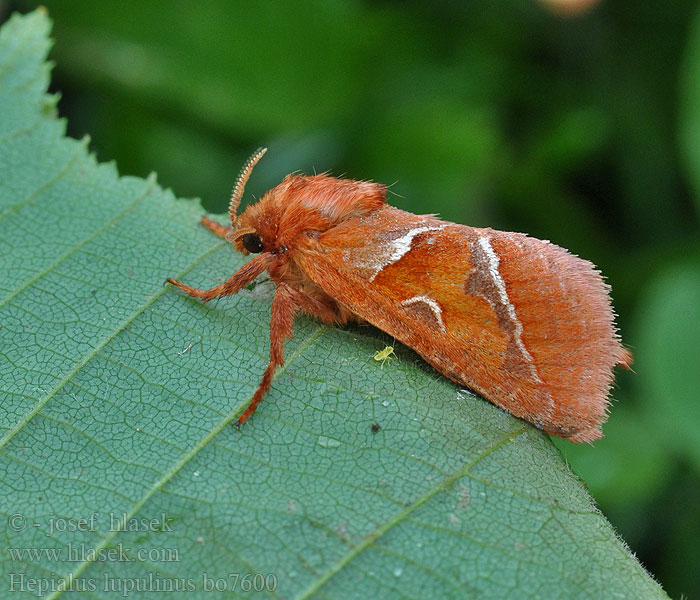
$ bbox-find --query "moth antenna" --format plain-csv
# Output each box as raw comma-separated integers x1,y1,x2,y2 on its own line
225,226,256,243
228,147,267,227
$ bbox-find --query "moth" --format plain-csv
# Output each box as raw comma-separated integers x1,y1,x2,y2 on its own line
167,148,631,442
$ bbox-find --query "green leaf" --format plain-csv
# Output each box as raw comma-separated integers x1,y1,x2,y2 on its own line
0,10,667,599
680,2,700,215
635,263,700,469
39,0,379,136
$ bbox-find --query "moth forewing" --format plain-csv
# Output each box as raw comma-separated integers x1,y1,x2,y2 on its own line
167,150,630,441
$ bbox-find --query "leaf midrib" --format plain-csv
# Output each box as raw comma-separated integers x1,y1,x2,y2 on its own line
44,320,330,599
0,136,86,224
295,425,530,600
0,229,224,452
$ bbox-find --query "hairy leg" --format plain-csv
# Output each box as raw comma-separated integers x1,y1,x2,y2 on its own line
200,215,232,239
281,284,346,324
235,283,300,426
165,253,274,302
168,265,343,426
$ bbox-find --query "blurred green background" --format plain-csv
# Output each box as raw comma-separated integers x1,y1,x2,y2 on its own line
3,0,699,595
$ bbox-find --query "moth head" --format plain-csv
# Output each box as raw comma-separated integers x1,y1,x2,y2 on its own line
226,147,268,255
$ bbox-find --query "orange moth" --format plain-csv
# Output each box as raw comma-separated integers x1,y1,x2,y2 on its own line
166,148,631,442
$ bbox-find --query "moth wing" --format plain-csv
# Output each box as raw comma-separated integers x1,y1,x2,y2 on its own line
296,206,628,442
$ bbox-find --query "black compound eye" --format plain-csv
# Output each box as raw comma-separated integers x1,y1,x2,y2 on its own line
241,233,264,253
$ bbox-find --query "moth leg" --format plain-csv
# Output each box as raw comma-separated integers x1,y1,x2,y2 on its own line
280,285,345,324
165,253,273,302
200,215,233,239
236,283,301,426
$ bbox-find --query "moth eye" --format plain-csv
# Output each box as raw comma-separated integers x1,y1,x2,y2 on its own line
241,233,264,253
